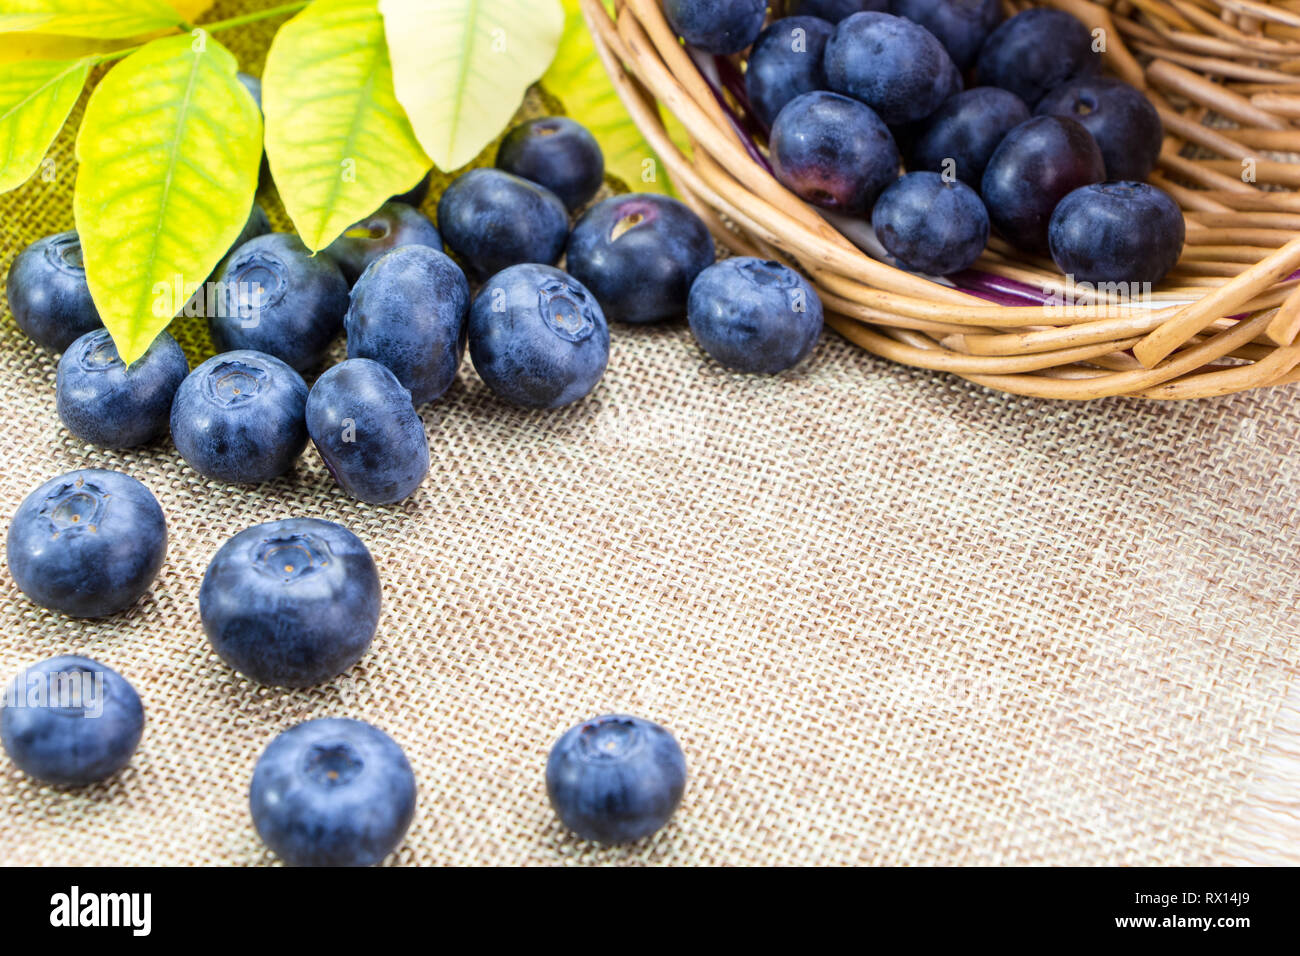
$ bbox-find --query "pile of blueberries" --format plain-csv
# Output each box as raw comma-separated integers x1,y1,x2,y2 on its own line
0,108,825,862
667,0,1186,285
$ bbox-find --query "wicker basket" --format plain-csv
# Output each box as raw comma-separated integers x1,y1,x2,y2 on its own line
582,0,1300,399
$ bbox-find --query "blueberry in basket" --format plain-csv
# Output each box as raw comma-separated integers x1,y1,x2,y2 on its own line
210,233,349,373
565,193,715,325
546,714,686,844
662,0,767,55
975,8,1101,107
769,91,900,215
906,87,1030,188
250,718,416,866
872,172,990,276
306,358,430,505
171,350,309,484
324,201,443,286
1049,182,1185,286
200,518,381,688
890,0,1003,72
57,328,188,449
824,11,963,126
436,168,569,281
496,116,605,213
7,469,166,618
5,231,101,353
1035,76,1164,182
687,258,824,374
1,655,144,787
745,16,834,131
981,115,1104,255
468,264,610,409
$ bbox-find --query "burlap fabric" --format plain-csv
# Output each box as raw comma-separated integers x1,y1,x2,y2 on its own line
1,2,1298,866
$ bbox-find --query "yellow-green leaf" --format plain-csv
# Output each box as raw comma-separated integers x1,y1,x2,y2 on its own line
0,0,183,38
0,57,91,192
379,0,564,172
75,34,261,364
264,0,430,251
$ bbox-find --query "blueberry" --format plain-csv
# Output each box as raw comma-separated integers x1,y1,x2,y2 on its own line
391,172,432,208
546,714,686,844
687,258,824,374
825,12,963,126
981,115,1104,254
324,202,443,286
1,656,144,787
906,87,1030,187
436,169,569,281
1049,182,1185,286
306,359,430,504
662,0,767,54
890,0,1002,72
565,194,715,325
210,233,349,373
770,91,900,215
468,264,609,409
976,8,1101,107
5,231,101,353
496,117,605,213
345,246,470,405
250,718,415,866
6,469,166,618
170,350,309,484
56,329,188,449
745,17,834,130
237,71,261,110
1035,76,1163,182
788,0,888,22
872,172,989,275
200,518,381,687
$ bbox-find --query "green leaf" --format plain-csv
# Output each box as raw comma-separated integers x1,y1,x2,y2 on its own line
0,0,183,38
379,0,565,172
542,0,683,195
74,33,262,365
0,57,91,192
264,0,430,251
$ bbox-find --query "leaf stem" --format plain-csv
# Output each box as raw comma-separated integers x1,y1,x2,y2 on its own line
201,2,311,34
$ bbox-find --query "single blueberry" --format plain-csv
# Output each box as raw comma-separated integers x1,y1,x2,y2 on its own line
436,168,569,282
5,231,101,353
170,350,309,484
687,258,824,374
1,655,144,787
306,358,430,504
6,469,166,618
546,714,687,845
872,172,990,275
1035,76,1163,182
250,718,416,866
662,0,767,54
496,117,605,213
237,71,262,110
825,12,963,126
200,518,381,687
981,115,1104,254
770,91,900,215
210,233,349,373
346,246,470,405
975,8,1101,107
324,202,443,285
468,264,610,409
745,17,834,131
890,0,1002,72
1049,182,1185,286
391,172,432,208
788,0,888,22
565,194,716,325
56,329,188,449
906,87,1030,187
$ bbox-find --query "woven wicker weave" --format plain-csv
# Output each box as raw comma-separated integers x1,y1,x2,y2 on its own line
584,0,1300,399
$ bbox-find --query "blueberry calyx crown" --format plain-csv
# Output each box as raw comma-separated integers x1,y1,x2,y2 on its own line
227,252,289,318
576,717,644,762
341,217,391,243
302,742,364,787
737,259,799,290
40,476,109,536
252,531,332,583
204,359,269,407
74,330,122,373
539,277,597,343
608,199,659,242
43,232,85,275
